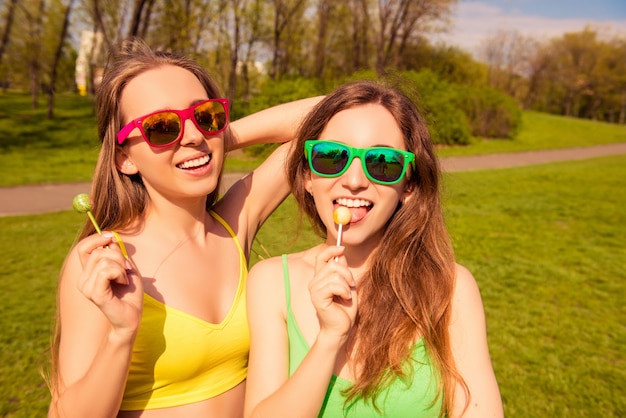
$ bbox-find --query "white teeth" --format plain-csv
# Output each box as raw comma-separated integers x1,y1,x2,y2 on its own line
336,198,372,208
178,155,210,169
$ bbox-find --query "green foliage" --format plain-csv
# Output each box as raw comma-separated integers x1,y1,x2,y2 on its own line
402,70,472,145
238,78,328,158
401,42,488,86
244,78,327,116
457,85,523,139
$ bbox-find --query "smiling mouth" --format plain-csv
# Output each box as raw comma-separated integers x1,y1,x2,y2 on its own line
334,198,372,223
177,154,210,169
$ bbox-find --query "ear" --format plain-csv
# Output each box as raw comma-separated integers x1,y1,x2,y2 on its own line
115,147,138,175
401,183,415,204
304,175,313,196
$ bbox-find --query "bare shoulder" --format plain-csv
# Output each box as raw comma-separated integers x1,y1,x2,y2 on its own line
58,243,83,289
453,263,481,297
249,251,310,283
248,250,315,294
451,263,486,320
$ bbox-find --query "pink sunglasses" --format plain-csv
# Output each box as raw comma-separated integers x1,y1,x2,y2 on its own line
117,98,229,147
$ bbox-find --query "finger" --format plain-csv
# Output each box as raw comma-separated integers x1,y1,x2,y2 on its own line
310,277,355,308
75,233,117,267
316,245,345,265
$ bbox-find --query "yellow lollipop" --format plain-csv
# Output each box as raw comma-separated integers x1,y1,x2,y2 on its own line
333,206,351,246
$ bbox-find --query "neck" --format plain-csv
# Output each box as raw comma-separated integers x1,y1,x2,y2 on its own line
144,196,209,242
325,238,379,280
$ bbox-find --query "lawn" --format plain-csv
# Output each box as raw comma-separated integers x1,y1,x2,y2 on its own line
1,91,624,416
1,92,625,186
1,154,623,417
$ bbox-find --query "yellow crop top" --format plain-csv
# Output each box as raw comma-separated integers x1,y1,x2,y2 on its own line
120,211,249,410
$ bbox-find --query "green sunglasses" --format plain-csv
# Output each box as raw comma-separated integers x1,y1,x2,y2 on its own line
304,140,415,185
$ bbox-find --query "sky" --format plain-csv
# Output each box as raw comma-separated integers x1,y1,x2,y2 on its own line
430,0,626,55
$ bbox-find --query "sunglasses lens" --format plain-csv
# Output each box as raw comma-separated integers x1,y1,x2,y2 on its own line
142,112,181,146
365,149,406,183
311,143,350,175
195,101,227,133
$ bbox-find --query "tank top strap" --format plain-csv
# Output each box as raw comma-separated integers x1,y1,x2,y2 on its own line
209,210,245,260
281,254,291,311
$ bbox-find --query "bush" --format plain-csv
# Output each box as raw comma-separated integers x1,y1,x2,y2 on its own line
403,70,472,145
239,78,326,158
458,86,522,139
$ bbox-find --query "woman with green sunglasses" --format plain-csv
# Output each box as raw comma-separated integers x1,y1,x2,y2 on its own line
47,39,320,417
245,80,503,417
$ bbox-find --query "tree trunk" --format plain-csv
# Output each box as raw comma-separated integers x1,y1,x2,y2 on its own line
0,0,18,66
313,1,331,79
48,0,75,119
30,0,45,109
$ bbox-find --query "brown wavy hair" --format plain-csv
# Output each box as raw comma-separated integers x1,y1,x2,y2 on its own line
47,38,228,406
286,80,468,416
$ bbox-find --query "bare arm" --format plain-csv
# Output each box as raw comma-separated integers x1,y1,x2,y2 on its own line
217,96,323,253
228,96,323,149
50,234,142,418
245,247,356,418
449,264,504,418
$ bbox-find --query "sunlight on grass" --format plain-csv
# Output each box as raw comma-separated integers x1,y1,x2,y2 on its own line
1,93,625,185
437,111,626,157
1,156,624,416
442,155,625,417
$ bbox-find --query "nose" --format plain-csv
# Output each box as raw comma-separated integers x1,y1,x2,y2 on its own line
179,117,204,146
341,157,369,189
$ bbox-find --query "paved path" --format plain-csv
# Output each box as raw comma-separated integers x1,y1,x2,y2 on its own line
1,143,625,217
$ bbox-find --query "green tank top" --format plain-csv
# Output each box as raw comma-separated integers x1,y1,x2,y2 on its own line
282,255,443,417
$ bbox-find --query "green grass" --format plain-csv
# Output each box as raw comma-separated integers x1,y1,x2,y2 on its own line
1,91,625,416
443,155,625,417
1,93,625,185
2,155,624,417
0,211,82,417
436,111,626,157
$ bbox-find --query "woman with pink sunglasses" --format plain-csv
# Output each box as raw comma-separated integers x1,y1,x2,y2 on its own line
47,38,320,417
244,80,503,417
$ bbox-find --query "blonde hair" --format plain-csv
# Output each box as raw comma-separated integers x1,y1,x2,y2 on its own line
287,80,468,416
47,38,228,406
86,38,227,238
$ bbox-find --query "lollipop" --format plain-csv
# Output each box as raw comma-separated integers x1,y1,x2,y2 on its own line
72,193,129,259
73,193,102,234
333,206,352,247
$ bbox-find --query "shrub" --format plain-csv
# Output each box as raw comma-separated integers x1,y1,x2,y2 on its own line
403,70,472,145
458,86,522,139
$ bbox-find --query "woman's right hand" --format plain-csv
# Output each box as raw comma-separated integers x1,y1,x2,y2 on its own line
74,232,143,337
308,245,358,345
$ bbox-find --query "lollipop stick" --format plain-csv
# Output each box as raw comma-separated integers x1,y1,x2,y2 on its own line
86,211,103,234
336,224,343,247
72,193,128,260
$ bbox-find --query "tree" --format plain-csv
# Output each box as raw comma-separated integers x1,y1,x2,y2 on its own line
479,29,538,104
47,0,75,119
375,0,456,74
0,0,18,68
268,0,307,79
